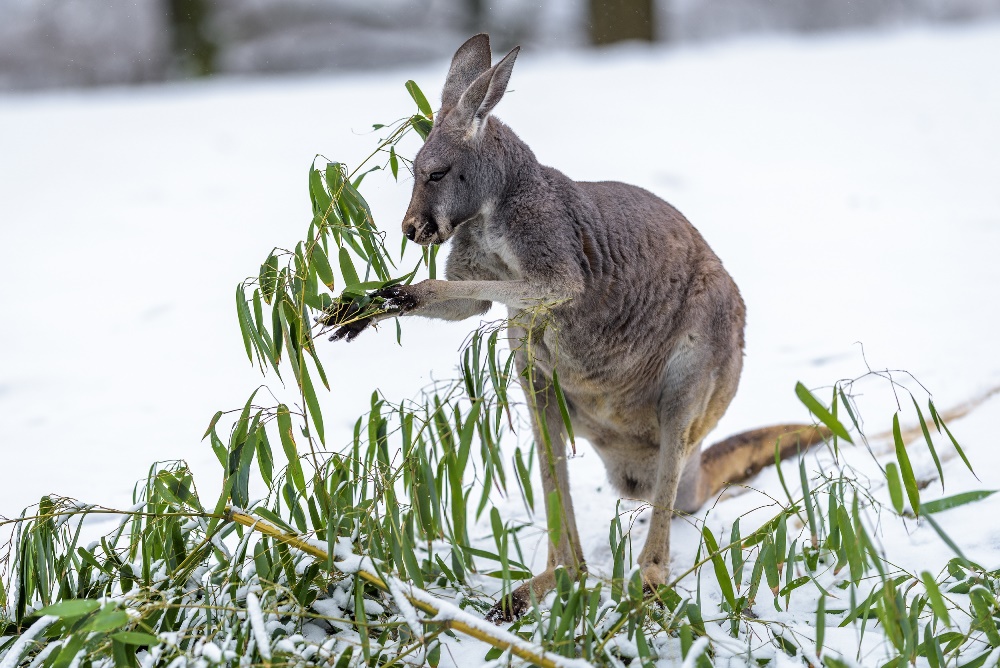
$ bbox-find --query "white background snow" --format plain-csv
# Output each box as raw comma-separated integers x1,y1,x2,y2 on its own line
2,22,1000,666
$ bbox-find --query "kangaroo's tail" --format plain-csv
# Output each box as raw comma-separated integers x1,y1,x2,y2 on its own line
699,424,830,501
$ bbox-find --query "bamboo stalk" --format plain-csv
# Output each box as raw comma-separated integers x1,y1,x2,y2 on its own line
226,508,589,668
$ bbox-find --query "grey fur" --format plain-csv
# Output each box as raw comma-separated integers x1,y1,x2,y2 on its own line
353,35,750,621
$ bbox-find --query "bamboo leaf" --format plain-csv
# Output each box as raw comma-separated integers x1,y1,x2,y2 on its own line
36,598,100,618
920,571,950,626
795,382,853,443
312,244,336,291
922,490,997,515
885,462,905,515
338,247,361,289
912,397,944,490
702,525,737,612
893,413,920,515
405,80,434,118
277,405,307,494
929,400,976,477
551,370,576,455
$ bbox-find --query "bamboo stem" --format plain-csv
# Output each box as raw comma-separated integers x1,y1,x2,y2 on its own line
226,508,588,668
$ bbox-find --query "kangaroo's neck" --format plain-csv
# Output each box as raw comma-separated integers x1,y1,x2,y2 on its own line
485,118,548,204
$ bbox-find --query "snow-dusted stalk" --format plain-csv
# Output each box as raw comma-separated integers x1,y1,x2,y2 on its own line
226,509,589,668
0,615,57,668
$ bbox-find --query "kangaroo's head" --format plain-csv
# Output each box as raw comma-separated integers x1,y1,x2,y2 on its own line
402,34,519,246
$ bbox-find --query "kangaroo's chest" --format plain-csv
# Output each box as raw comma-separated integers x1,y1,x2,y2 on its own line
452,220,522,281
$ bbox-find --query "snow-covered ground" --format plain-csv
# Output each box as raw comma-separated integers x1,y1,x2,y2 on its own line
2,22,1000,666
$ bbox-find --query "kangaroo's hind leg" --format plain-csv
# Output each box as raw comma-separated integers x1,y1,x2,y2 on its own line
638,341,740,590
485,347,585,623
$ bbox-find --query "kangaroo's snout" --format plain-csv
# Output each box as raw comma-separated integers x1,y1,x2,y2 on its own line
401,215,444,246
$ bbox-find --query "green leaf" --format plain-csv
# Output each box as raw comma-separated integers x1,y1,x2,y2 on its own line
551,370,576,455
929,400,976,477
702,525,737,612
276,405,307,494
338,247,360,289
236,285,254,363
893,413,920,515
300,361,325,445
411,115,432,141
922,490,997,515
202,410,223,441
920,571,950,626
82,608,130,633
405,80,434,118
260,253,279,303
312,244,336,291
912,397,944,491
389,146,399,180
111,631,161,646
885,462,905,514
795,382,853,443
36,598,101,618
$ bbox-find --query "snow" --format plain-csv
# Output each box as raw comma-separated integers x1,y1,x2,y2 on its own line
2,20,1000,668
245,592,271,661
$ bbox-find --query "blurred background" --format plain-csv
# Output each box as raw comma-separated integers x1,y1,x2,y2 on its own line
2,0,999,530
3,0,1000,90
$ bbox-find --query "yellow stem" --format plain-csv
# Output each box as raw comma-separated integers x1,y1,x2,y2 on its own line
226,509,575,668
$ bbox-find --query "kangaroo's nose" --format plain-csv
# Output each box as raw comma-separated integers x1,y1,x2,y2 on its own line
405,224,416,240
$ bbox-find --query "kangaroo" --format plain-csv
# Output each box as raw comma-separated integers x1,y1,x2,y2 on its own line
327,34,827,622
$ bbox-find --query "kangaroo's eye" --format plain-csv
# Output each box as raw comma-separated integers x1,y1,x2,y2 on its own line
428,170,448,182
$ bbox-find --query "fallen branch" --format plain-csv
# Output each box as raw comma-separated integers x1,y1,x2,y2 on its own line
226,508,592,668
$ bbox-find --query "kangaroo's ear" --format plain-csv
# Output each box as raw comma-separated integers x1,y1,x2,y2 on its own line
452,46,519,138
441,34,492,111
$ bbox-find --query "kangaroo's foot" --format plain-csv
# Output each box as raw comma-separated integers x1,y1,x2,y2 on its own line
640,561,669,595
485,565,584,624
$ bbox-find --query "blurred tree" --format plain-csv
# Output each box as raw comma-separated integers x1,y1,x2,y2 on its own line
589,0,656,45
168,0,217,76
464,0,486,33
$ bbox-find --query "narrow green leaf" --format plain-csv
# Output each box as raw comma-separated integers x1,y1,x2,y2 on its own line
702,525,737,612
312,244,336,291
795,382,853,443
929,400,976,477
236,285,253,362
920,571,950,626
338,247,360,289
885,462,905,514
389,146,399,180
922,490,997,515
111,631,160,646
912,397,944,490
276,405,307,494
411,115,432,141
551,370,576,455
202,411,223,441
36,599,100,618
816,593,826,657
300,361,325,445
893,413,920,515
405,80,434,118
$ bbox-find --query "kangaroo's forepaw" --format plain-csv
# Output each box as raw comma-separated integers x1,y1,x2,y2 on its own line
373,285,419,313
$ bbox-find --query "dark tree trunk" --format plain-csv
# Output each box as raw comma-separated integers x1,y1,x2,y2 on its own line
167,0,217,76
589,0,656,45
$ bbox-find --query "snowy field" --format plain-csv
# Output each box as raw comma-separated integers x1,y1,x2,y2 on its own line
2,22,1000,666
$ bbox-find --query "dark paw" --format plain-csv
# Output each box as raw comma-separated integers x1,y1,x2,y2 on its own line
318,299,372,342
484,589,530,625
372,285,418,314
